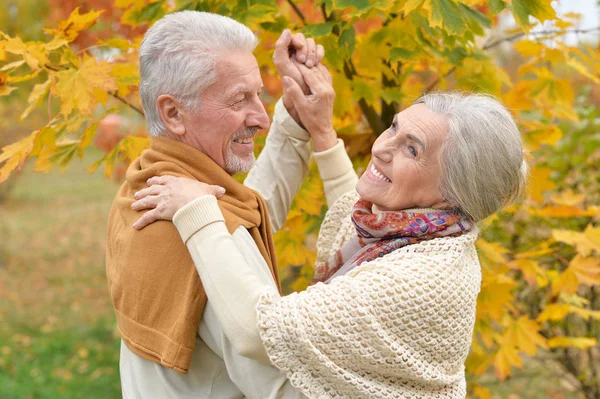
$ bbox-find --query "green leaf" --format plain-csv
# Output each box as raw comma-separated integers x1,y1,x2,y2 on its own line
460,4,491,29
390,47,419,62
381,88,403,104
429,0,466,35
135,2,165,25
302,22,336,38
350,79,374,103
512,0,556,28
489,0,507,14
339,26,356,57
335,0,372,17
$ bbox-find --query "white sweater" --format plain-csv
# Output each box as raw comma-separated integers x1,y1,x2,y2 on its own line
119,99,357,399
175,193,482,397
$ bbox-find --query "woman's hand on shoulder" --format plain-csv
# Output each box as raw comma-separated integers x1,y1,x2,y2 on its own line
131,175,225,230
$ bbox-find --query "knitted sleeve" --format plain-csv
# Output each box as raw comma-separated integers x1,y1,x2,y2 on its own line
256,235,481,399
315,190,359,263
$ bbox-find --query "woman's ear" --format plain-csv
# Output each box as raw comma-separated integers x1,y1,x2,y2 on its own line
157,95,186,136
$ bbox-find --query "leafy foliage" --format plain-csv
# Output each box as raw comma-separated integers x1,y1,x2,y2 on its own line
0,0,599,397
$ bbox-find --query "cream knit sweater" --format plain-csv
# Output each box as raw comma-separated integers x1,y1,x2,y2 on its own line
256,191,482,398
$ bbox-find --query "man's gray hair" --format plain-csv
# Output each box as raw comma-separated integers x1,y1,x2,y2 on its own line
139,11,259,136
415,92,528,222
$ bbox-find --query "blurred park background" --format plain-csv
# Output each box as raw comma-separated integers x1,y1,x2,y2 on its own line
0,0,599,398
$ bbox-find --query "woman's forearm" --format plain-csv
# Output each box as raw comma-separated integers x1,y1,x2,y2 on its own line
173,195,277,364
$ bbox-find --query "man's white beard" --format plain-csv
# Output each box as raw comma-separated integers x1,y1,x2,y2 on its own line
224,127,257,174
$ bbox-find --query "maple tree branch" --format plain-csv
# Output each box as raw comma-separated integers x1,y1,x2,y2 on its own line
44,63,144,116
286,0,307,26
482,26,600,50
112,91,144,116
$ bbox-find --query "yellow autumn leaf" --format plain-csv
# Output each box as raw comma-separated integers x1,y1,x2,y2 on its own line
547,336,597,349
401,0,425,14
471,384,492,399
530,205,597,218
0,130,39,183
552,227,600,257
549,190,585,206
520,120,562,151
551,268,579,297
569,255,600,286
566,57,600,84
54,56,118,117
78,123,99,157
527,167,555,204
514,40,544,58
20,79,51,121
493,344,522,381
585,224,600,248
503,316,548,356
476,239,509,265
3,37,49,70
0,70,16,95
43,7,104,42
537,303,571,323
510,259,542,286
476,276,516,320
515,240,554,259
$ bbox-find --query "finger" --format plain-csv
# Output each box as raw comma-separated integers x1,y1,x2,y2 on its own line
147,175,176,186
297,63,327,89
291,33,307,63
317,63,332,85
282,76,306,106
132,210,159,230
209,185,226,198
134,185,166,200
131,195,160,211
305,38,317,67
273,29,292,65
315,44,325,65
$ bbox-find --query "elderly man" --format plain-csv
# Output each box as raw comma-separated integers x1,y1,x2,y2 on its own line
106,11,356,398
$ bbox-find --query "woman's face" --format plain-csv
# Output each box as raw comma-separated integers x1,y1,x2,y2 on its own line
356,103,450,211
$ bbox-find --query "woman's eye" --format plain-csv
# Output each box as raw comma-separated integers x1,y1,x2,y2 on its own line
408,145,417,157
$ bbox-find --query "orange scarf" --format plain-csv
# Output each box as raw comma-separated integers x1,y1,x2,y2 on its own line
106,137,279,374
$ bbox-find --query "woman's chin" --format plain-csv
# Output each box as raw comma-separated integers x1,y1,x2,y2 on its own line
356,177,377,204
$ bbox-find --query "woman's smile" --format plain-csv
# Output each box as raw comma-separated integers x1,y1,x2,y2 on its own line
365,163,391,183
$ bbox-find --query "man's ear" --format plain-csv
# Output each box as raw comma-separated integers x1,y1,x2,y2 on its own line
157,95,186,136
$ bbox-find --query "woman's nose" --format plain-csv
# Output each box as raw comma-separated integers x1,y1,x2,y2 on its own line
371,139,393,163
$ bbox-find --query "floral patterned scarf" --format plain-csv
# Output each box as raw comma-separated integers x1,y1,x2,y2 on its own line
311,198,472,284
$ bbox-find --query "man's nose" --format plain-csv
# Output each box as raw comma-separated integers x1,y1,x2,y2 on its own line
247,100,270,131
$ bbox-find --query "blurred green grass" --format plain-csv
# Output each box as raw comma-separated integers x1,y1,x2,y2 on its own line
0,149,121,398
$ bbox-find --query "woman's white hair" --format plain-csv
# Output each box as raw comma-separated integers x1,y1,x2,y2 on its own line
415,92,528,222
139,11,258,136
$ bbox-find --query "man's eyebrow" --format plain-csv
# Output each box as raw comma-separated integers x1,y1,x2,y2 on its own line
231,85,264,95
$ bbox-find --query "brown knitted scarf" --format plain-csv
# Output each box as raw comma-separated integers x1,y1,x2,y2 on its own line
106,136,279,374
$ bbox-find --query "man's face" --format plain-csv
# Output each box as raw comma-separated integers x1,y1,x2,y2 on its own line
180,51,269,174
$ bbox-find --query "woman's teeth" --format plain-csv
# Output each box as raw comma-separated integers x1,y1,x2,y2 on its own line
371,164,391,183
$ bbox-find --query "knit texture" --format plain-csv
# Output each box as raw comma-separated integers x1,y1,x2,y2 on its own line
256,191,481,398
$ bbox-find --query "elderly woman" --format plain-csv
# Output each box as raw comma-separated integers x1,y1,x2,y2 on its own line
132,64,526,398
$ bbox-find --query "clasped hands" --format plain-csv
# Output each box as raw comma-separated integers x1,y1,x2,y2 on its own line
132,30,335,230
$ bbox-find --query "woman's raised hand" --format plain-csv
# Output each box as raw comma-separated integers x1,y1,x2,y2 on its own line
273,29,324,93
282,62,337,152
131,175,225,230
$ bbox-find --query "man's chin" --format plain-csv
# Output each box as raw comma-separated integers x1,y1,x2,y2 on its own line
224,154,255,175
